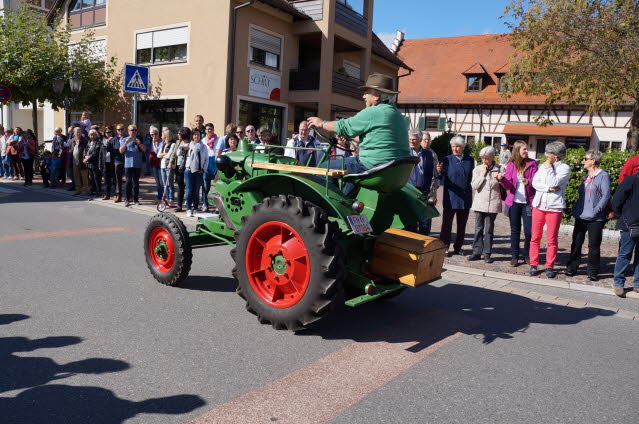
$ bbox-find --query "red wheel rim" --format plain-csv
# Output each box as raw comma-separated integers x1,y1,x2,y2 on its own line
148,227,175,273
245,221,310,308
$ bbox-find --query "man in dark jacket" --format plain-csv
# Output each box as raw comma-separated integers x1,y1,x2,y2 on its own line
436,135,474,255
112,125,127,203
408,130,438,235
612,171,639,297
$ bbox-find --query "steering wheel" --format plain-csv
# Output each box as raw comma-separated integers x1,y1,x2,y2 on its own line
310,125,358,153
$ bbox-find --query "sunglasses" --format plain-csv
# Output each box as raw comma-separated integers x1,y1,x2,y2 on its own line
117,128,124,131
236,131,244,134
246,129,255,132
130,129,138,132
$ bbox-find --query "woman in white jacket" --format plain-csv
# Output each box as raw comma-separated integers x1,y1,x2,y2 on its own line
529,141,571,278
468,146,504,263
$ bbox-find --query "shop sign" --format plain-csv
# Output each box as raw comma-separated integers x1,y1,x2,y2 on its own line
249,68,281,101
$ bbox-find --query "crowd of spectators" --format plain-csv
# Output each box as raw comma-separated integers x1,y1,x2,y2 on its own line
3,112,639,297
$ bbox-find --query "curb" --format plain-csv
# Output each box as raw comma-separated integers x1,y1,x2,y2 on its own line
3,181,200,223
444,264,639,299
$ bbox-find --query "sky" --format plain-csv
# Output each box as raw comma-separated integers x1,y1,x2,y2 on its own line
371,0,512,47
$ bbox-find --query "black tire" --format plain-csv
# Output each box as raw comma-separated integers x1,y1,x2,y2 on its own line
144,213,192,286
231,195,345,331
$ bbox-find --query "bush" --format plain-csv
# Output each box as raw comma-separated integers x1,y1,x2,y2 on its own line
537,147,637,221
430,133,482,164
430,132,453,161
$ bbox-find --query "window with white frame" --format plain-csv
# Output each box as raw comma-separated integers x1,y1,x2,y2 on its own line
599,140,623,152
136,27,188,65
250,28,281,71
484,136,502,148
68,0,106,29
425,117,439,130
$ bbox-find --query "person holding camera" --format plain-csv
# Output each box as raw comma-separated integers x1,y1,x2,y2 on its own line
468,146,504,263
118,124,146,207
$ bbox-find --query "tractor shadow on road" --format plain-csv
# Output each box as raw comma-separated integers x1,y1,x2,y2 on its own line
177,275,238,292
0,313,205,424
302,284,614,349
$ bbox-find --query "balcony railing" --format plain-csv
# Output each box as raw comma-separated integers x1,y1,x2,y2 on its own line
289,69,321,91
291,0,324,20
335,1,368,37
332,72,363,99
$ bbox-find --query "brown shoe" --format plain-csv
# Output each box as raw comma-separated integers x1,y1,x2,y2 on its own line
114,195,121,203
634,288,639,294
614,286,625,297
510,259,518,267
102,196,110,200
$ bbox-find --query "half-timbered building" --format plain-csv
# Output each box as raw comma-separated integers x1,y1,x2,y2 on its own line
397,34,632,158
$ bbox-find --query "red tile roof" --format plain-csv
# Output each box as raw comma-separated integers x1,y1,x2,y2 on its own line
462,63,488,75
503,123,593,137
397,34,547,105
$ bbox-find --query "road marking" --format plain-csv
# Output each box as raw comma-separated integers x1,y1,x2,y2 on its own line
188,309,474,424
0,226,130,242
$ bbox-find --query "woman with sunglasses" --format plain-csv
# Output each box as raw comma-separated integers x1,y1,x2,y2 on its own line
566,150,610,281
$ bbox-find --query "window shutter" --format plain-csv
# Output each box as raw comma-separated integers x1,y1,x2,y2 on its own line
404,116,411,130
153,27,189,48
417,117,425,131
437,117,447,131
137,32,152,49
251,28,281,55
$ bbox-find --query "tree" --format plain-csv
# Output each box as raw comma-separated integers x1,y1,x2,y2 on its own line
0,4,121,143
502,0,639,150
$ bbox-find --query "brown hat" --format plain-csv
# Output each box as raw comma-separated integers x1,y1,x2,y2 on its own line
360,73,399,94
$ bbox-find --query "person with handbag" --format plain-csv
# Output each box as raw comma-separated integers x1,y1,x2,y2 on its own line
468,146,504,263
566,150,611,281
611,168,639,297
499,140,538,267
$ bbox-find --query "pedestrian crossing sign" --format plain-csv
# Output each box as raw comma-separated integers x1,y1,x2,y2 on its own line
124,64,149,94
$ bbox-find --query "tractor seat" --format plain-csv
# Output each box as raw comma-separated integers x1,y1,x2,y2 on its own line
342,156,419,193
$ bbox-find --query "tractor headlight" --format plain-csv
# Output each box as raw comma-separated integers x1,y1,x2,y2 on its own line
351,201,365,214
427,196,437,206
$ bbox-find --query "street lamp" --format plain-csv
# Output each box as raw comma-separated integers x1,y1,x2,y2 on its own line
447,117,453,133
52,70,82,95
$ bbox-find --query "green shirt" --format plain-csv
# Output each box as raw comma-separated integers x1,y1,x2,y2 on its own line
334,103,409,169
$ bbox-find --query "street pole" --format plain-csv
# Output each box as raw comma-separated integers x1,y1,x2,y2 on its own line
133,93,138,126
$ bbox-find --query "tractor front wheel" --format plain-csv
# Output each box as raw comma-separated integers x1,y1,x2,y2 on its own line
231,195,344,331
144,213,192,286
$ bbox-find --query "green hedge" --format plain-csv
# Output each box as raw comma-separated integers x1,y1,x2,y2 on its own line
537,147,637,221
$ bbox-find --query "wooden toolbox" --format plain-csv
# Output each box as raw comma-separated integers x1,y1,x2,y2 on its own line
369,228,447,287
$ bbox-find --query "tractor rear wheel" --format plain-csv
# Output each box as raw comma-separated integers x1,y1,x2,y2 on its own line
144,213,192,286
231,195,344,331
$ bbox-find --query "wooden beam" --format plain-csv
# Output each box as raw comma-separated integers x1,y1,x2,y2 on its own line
250,162,348,177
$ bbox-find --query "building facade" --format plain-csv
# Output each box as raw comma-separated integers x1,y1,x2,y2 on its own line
397,34,632,158
46,0,409,142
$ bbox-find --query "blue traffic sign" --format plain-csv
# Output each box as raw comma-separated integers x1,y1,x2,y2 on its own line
124,64,149,94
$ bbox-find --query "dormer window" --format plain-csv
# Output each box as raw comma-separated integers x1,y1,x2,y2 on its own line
466,75,482,92
497,74,507,93
462,62,489,93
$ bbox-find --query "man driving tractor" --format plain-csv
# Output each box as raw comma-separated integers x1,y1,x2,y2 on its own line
307,73,409,186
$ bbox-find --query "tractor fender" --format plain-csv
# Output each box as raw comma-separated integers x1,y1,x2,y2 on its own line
233,174,353,228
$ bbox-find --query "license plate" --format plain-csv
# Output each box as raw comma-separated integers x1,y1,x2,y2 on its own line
347,215,373,234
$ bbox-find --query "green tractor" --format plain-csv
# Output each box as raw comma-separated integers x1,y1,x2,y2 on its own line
144,135,444,330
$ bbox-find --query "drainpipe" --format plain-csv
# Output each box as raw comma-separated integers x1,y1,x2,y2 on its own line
226,0,256,125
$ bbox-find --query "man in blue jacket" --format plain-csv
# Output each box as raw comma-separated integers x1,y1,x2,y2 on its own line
408,130,438,235
436,135,474,256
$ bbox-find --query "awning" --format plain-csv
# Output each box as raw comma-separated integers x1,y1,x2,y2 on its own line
502,123,593,137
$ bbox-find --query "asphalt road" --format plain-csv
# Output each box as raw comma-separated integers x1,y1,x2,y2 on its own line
1,182,638,424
